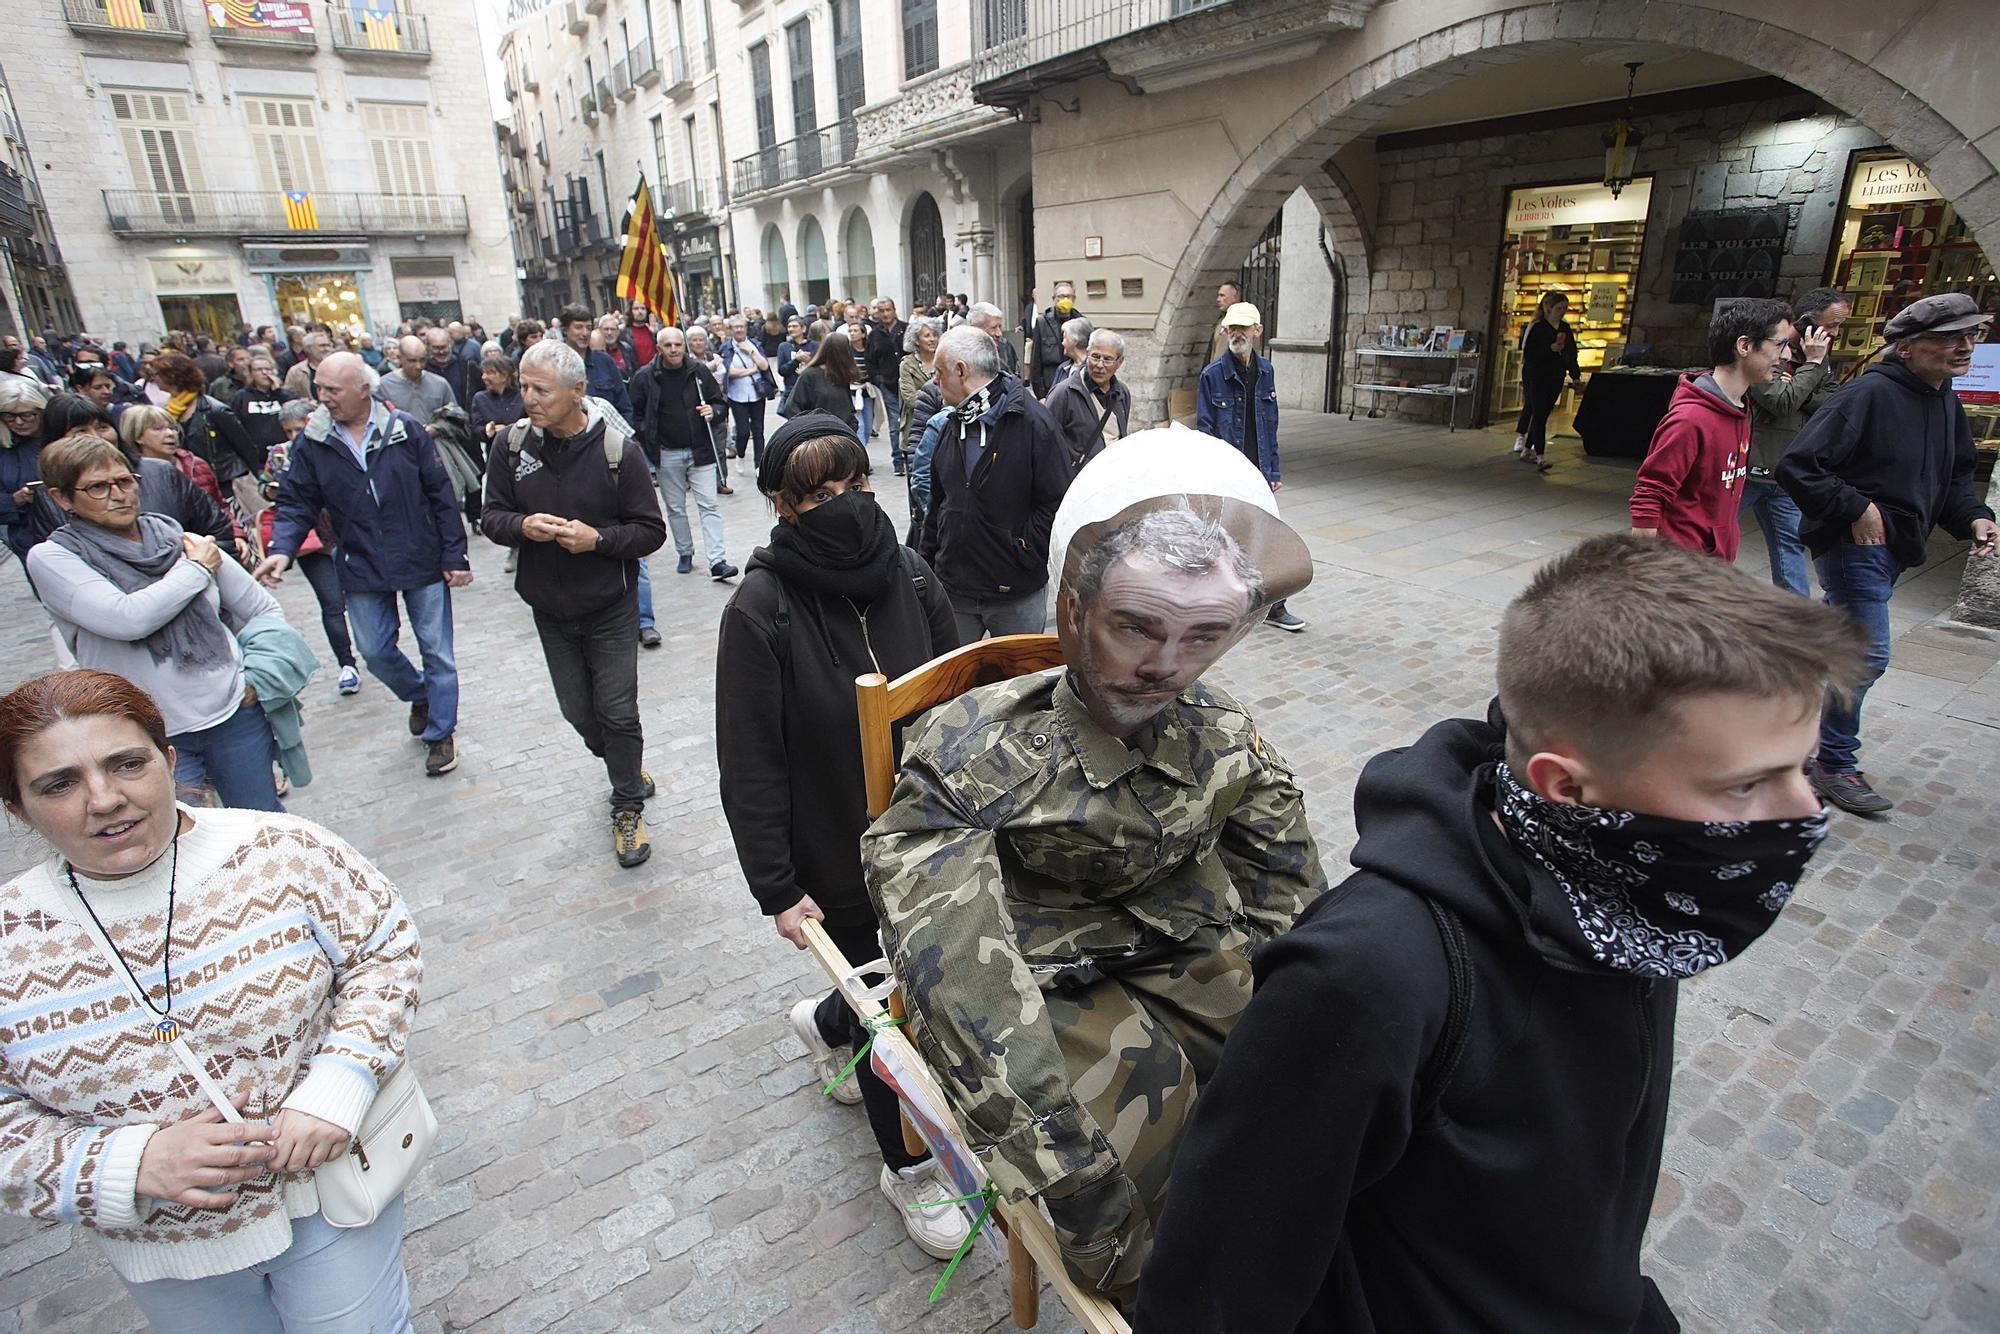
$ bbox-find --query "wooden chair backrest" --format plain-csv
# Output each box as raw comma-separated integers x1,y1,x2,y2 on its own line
855,633,1064,819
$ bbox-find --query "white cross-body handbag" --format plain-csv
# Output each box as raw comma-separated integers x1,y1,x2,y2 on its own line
70,890,437,1229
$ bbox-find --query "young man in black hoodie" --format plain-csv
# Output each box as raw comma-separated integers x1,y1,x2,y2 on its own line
1134,533,1869,1334
481,339,667,868
1779,292,1999,816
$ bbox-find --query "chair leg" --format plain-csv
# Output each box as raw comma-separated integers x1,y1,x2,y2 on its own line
1009,1225,1039,1328
890,988,927,1159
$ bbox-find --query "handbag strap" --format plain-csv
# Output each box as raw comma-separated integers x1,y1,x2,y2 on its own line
63,877,244,1124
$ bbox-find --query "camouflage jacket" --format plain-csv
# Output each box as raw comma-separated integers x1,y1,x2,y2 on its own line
862,668,1324,1201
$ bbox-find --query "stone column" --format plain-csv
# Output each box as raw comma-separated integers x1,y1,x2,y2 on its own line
1950,461,2000,628
968,225,996,310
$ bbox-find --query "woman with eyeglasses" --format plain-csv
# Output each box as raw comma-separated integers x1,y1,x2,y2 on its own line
25,433,286,811
1,378,49,569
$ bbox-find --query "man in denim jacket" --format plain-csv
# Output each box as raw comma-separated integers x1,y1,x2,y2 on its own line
1197,302,1303,631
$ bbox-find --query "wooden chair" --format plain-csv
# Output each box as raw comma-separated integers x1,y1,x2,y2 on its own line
799,633,1132,1334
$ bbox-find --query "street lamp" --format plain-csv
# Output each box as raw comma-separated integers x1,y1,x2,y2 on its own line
1603,61,1646,199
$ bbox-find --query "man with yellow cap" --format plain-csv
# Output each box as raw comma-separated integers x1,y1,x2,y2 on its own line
1198,300,1305,631
863,426,1327,1305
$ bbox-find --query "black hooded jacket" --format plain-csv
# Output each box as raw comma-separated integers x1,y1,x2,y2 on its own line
1777,353,1996,569
715,538,959,918
1136,707,1680,1334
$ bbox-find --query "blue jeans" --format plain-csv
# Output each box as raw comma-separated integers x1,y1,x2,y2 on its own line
658,448,728,568
880,389,904,468
1741,480,1811,598
345,582,457,742
172,699,283,812
1814,542,1898,773
294,552,356,668
123,1193,411,1334
636,557,654,631
950,586,1048,643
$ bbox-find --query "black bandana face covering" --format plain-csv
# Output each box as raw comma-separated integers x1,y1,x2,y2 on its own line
1492,761,1830,980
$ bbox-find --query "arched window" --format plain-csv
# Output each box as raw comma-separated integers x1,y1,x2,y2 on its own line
762,224,791,311
798,214,830,307
908,192,946,309
845,208,877,303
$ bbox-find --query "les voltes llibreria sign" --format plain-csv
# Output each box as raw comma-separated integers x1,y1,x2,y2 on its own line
1846,157,1943,207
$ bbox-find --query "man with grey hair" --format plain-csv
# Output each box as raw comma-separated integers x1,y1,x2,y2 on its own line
1046,315,1094,393
865,296,910,472
1044,328,1131,470
483,337,667,866
919,324,1071,641
1029,281,1080,398
378,334,456,423
968,301,1020,376
281,329,333,401
257,350,470,776
686,325,734,493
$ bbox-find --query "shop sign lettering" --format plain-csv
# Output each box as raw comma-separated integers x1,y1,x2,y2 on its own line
1846,157,1942,207
1505,179,1652,230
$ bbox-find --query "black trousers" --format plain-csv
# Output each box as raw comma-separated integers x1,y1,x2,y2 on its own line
814,902,927,1171
1515,379,1563,457
532,591,647,814
729,399,767,466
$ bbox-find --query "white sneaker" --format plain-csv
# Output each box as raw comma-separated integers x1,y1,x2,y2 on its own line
879,1160,974,1261
790,996,863,1106
337,665,361,695
1511,434,1526,454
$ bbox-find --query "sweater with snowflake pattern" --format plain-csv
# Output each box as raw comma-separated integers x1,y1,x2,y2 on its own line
0,806,421,1282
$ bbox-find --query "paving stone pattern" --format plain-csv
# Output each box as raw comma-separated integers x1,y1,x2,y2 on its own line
0,414,1994,1332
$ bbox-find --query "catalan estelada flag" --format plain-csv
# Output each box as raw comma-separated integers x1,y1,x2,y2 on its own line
615,178,679,326
104,0,146,29
356,0,401,50
283,189,319,230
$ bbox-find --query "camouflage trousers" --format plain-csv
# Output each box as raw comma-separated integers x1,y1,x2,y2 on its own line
1038,924,1252,1301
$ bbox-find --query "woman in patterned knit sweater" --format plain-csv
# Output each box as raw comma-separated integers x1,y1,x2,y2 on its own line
0,669,422,1331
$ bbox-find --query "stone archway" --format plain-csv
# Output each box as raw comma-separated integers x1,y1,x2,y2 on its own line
1140,1,2000,417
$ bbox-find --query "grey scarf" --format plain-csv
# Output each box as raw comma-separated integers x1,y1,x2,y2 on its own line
48,513,235,669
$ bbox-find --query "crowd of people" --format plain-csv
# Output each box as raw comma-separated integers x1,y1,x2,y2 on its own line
0,271,1992,1334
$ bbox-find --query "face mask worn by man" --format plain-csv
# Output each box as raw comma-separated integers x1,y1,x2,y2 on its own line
1491,759,1829,978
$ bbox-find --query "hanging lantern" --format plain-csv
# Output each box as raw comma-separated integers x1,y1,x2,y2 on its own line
1603,62,1646,199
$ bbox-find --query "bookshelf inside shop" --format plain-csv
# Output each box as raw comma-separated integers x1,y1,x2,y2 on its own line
1491,218,1645,418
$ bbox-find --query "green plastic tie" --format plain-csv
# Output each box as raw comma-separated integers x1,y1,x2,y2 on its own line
821,1012,906,1097
924,1181,999,1302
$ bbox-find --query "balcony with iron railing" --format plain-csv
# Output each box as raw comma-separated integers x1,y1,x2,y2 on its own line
656,178,707,220
612,58,634,100
61,0,188,41
970,0,1232,101
556,213,604,253
564,1,587,34
581,93,600,124
630,37,660,85
0,164,34,237
730,121,858,197
1,235,50,268
659,42,690,93
596,76,614,109
330,7,431,59
207,15,317,52
104,189,470,237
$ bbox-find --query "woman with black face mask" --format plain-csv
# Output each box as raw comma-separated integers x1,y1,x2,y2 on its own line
714,412,968,1264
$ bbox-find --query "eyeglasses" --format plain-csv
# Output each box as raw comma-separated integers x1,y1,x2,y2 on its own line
75,473,141,500
1918,331,1982,347
1,409,40,424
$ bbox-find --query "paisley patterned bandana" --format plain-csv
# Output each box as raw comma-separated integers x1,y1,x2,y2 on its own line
952,379,997,426
1492,761,1830,979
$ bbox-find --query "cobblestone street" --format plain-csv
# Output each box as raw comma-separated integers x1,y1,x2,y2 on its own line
1,413,1995,1333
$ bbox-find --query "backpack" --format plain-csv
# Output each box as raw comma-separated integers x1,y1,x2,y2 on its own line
1416,900,1475,1123
505,416,627,475
769,549,931,666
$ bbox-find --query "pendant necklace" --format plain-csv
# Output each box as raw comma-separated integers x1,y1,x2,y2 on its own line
66,831,184,1044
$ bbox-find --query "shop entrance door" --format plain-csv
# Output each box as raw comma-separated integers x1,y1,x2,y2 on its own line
271,271,367,339
157,294,243,344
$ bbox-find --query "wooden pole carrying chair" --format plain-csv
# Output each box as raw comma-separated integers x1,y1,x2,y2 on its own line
799,633,1132,1334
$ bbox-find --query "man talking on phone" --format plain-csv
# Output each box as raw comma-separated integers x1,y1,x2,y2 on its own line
1743,287,1848,597
1779,292,1999,816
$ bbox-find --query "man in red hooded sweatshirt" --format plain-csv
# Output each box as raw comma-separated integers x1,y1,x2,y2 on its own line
1629,298,1793,560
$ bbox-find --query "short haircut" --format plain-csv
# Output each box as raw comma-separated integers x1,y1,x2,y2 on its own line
148,351,208,395
1708,298,1793,367
38,432,130,493
769,433,870,508
249,350,277,368
41,394,115,445
521,338,586,387
118,404,174,453
279,398,315,426
938,325,1001,377
0,669,170,808
515,318,545,342
1088,329,1126,359
556,303,594,329
1793,287,1850,325
1074,506,1264,617
480,354,518,386
68,364,114,391
968,301,1004,323
1497,534,1869,766
1061,316,1094,347
1218,279,1241,295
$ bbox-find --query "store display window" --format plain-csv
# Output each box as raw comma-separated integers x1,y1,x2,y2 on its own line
1489,178,1653,421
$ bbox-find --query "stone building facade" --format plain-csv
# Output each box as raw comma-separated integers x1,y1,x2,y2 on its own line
0,62,81,341
7,0,512,346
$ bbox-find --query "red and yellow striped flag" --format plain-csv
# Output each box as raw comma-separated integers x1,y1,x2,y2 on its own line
104,0,146,29
283,189,319,230
615,178,679,326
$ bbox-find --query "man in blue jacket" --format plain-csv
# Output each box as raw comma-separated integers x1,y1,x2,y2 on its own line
559,303,635,423
1198,302,1305,631
255,351,472,777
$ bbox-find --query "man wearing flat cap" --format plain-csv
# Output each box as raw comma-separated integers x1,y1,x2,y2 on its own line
1780,291,1999,815
863,427,1327,1304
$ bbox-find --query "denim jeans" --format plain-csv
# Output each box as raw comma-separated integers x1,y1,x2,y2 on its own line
123,1194,412,1333
345,582,457,742
635,557,655,632
658,448,728,568
1740,480,1811,598
950,586,1048,643
294,552,356,668
533,592,647,812
880,389,904,469
729,398,767,465
1814,541,1898,773
172,699,283,812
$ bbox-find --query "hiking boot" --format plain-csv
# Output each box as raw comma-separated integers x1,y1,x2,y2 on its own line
424,736,458,776
717,483,735,495
790,996,864,1106
408,700,429,737
640,626,662,649
613,810,652,867
879,1160,973,1261
337,665,360,695
1810,762,1893,816
677,553,695,574
1266,602,1306,633
711,560,739,581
